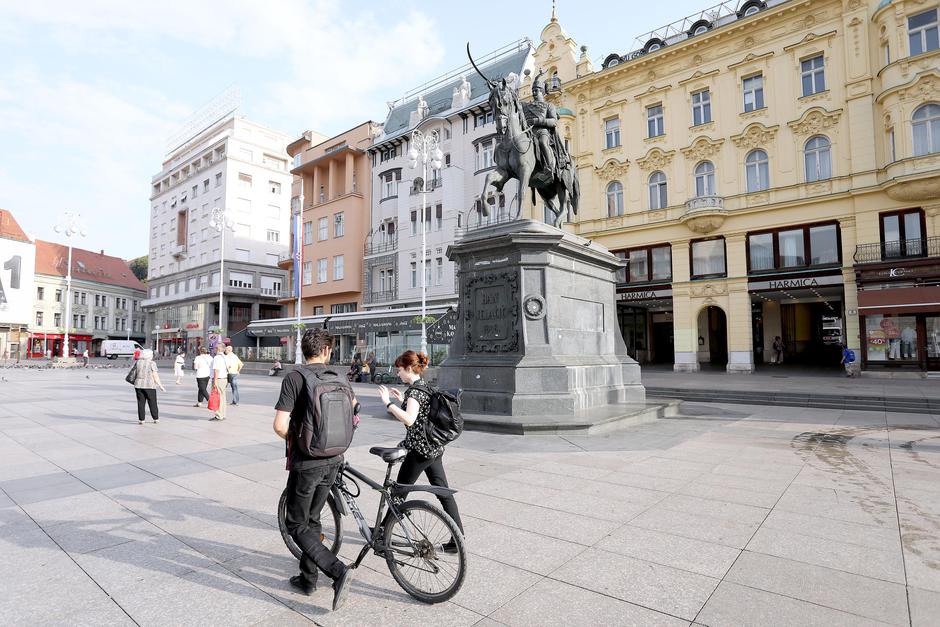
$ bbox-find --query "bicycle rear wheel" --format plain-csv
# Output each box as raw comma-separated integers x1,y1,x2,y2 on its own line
383,500,467,604
278,488,343,560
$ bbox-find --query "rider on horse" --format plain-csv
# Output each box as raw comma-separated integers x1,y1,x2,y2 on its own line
523,70,571,186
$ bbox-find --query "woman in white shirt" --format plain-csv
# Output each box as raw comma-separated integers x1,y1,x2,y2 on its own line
174,352,185,384
193,347,213,407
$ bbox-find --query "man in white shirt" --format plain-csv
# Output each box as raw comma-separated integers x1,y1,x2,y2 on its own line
210,344,228,421
224,345,244,405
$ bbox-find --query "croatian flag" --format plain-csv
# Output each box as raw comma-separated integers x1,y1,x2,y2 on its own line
293,211,302,298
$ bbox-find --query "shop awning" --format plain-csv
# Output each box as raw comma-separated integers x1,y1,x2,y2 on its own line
857,286,940,315
154,327,181,334
247,305,457,342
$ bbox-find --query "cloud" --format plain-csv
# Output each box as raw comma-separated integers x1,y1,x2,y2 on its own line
0,0,445,258
0,66,191,255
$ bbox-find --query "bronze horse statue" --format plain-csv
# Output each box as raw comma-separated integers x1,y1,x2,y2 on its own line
468,45,579,228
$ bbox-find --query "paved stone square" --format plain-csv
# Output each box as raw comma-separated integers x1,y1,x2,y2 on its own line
1,366,939,626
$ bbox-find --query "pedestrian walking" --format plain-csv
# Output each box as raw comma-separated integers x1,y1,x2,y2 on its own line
772,336,785,364
128,349,165,424
273,328,356,610
841,344,858,378
193,347,212,407
378,350,464,551
174,352,185,385
82,348,89,367
224,345,244,405
210,344,228,421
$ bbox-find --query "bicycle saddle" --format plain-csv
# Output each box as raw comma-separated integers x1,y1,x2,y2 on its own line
369,446,409,464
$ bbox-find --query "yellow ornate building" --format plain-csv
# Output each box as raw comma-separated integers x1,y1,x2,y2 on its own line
531,0,940,373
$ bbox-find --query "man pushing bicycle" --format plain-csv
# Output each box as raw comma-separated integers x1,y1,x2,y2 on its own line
273,328,358,611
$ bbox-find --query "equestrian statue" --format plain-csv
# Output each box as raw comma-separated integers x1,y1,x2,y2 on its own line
467,44,579,228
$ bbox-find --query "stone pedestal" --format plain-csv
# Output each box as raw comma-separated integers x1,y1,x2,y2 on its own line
438,220,646,424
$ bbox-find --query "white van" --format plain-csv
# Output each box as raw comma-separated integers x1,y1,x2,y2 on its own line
101,340,143,359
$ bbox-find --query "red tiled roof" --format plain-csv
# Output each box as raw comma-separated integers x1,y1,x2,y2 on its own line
35,240,146,292
0,209,31,243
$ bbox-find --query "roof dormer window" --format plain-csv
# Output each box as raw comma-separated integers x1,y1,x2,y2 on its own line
737,1,766,19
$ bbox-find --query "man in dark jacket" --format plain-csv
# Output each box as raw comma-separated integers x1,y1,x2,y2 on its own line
273,328,355,611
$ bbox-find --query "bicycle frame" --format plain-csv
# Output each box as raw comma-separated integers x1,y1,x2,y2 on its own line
332,460,457,570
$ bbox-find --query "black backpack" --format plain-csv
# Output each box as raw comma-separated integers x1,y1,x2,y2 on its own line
423,385,463,447
292,367,356,458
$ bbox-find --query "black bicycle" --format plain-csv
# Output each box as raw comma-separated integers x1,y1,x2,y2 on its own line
277,446,467,604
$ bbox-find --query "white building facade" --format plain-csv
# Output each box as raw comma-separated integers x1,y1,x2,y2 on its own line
29,241,147,358
0,209,36,361
361,41,533,363
144,116,293,355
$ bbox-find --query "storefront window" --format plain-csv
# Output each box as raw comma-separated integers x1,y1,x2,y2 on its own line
881,210,924,259
651,247,672,281
692,238,726,278
619,245,672,284
614,252,627,283
778,229,805,267
809,224,838,265
629,250,649,283
866,315,918,361
927,317,940,362
747,222,840,272
749,233,774,271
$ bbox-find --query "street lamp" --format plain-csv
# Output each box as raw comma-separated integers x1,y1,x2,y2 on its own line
53,212,87,358
408,128,443,357
292,193,304,365
209,207,234,343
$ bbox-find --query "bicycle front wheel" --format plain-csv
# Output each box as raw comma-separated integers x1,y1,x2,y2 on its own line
383,500,467,604
278,488,343,560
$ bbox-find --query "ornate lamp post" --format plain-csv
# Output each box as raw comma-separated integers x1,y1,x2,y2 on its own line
53,212,87,358
209,207,234,341
407,128,443,356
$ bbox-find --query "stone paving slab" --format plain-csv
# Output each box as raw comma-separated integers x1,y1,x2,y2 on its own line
0,367,938,625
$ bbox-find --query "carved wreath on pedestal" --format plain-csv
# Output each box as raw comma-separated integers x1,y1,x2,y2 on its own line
463,270,520,353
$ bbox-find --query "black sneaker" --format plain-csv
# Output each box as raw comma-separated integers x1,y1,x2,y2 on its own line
441,539,459,554
289,574,316,595
332,567,353,611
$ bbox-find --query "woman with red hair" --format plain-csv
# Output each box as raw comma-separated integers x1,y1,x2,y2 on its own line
379,350,464,550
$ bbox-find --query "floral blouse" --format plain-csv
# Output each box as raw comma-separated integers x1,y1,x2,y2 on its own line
398,380,443,459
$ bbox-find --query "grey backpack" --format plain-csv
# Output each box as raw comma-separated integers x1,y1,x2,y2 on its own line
292,367,356,458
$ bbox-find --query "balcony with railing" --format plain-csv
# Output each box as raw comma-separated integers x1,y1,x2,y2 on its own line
409,179,442,195
365,238,398,256
680,195,726,234
259,287,287,298
684,195,724,212
366,289,397,304
854,237,940,264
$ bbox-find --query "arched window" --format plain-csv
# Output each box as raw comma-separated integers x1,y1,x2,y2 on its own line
913,103,940,156
606,181,624,217
694,161,716,197
745,149,769,192
551,71,560,91
648,171,668,209
693,24,709,35
804,136,832,182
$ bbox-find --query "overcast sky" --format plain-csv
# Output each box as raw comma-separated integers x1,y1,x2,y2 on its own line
0,0,709,260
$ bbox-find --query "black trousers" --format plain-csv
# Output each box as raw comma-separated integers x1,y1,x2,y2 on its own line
135,388,159,422
396,450,464,533
196,377,210,402
284,463,346,583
